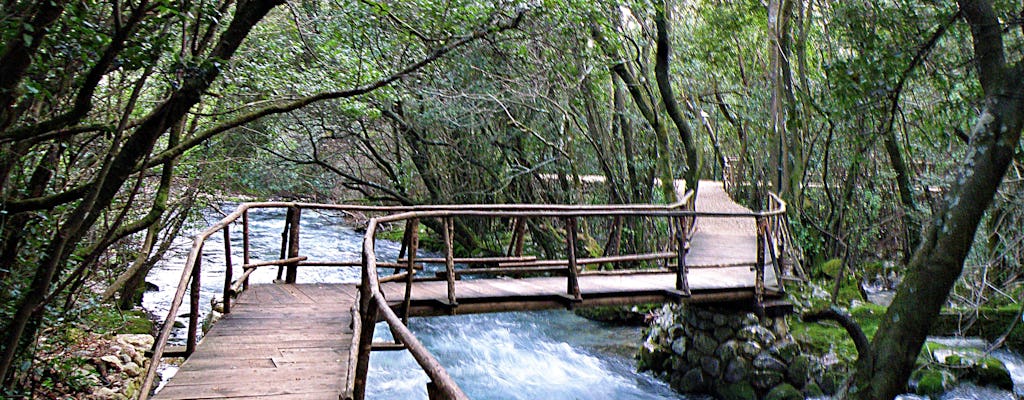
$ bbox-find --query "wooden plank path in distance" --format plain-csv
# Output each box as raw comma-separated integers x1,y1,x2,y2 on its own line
155,180,775,399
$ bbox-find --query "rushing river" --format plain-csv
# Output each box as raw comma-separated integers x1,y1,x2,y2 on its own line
143,205,693,399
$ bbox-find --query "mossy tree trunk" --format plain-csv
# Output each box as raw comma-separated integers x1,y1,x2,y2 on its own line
846,1,1024,398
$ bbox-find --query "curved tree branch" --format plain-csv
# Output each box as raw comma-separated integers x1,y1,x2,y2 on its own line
803,306,871,358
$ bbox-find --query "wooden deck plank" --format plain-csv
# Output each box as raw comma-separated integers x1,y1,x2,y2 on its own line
154,284,357,400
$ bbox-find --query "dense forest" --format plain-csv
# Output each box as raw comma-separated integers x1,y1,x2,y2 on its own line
1,0,1022,398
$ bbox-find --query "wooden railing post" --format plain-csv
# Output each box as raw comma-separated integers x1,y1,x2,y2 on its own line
442,217,457,307
403,218,419,324
507,217,526,257
675,216,690,295
764,217,785,294
187,252,201,356
755,216,766,306
242,210,251,290
565,217,581,300
353,297,380,400
285,206,301,283
277,209,290,280
222,225,232,314
427,381,444,400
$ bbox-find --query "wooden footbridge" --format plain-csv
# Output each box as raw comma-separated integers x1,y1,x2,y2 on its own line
140,181,801,400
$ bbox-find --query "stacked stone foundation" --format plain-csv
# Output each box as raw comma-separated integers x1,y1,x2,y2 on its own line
638,303,836,400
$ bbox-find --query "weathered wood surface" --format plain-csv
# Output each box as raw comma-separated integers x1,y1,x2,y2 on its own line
154,284,357,400
686,181,759,268
378,267,779,316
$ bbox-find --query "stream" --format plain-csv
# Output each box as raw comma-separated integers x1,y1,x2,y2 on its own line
144,205,1024,399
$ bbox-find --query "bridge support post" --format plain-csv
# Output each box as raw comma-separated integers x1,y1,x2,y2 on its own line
564,217,581,300
285,206,301,283
755,216,766,307
442,217,457,308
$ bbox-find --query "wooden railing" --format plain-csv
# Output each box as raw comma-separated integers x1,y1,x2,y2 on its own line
137,187,796,400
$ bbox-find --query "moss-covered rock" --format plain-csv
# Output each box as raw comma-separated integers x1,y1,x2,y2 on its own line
674,368,708,393
972,356,1013,390
765,383,803,400
574,304,656,325
911,369,957,397
932,307,1024,351
818,258,843,279
802,382,824,398
715,381,757,400
817,370,845,395
86,307,154,335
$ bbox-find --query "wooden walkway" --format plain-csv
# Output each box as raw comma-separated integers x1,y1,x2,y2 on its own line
154,181,780,400
156,284,358,399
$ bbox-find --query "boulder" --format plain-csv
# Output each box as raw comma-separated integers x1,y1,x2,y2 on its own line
785,354,811,387
769,340,799,363
100,355,124,371
701,356,721,376
751,369,784,390
911,369,956,397
737,325,777,345
724,358,751,383
715,340,742,363
715,381,757,400
802,382,825,398
972,356,1013,391
752,352,787,373
693,332,719,355
675,368,708,393
765,383,803,400
671,337,687,356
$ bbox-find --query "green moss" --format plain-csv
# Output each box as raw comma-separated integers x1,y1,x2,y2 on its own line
765,383,803,400
912,369,956,396
375,225,406,242
575,303,657,326
932,307,1024,351
802,382,824,397
715,381,757,400
818,258,843,279
85,307,154,335
973,356,1013,390
790,304,884,364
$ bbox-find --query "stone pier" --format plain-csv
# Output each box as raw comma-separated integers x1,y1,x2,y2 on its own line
637,303,837,400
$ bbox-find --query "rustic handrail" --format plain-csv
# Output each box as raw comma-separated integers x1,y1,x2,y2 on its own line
351,189,795,399
139,185,789,400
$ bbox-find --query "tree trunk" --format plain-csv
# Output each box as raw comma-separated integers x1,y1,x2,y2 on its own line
0,0,283,383
848,2,1024,398
654,0,700,193
768,0,795,198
